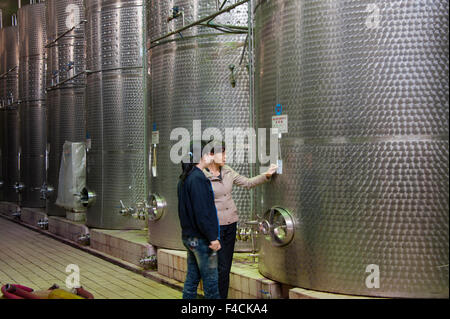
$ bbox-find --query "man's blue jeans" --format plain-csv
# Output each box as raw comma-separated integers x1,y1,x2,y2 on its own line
182,237,220,299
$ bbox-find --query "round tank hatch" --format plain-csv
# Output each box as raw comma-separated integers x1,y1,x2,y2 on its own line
148,193,166,221
260,207,295,247
76,187,96,207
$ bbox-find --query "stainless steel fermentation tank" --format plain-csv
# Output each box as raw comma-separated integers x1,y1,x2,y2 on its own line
45,0,86,216
84,0,147,229
254,0,449,298
18,2,47,208
147,0,252,250
0,23,20,203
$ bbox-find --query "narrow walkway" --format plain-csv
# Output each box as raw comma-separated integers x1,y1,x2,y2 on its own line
0,217,182,299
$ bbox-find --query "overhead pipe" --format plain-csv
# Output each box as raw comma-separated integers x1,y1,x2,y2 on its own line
150,0,249,45
45,20,87,48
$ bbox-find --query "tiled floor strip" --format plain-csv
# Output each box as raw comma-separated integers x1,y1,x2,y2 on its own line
0,217,181,299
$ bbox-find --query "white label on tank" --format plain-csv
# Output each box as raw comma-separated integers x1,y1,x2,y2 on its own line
66,4,81,29
277,159,283,175
152,131,160,145
272,115,288,134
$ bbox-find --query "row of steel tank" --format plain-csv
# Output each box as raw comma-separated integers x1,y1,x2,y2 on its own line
0,0,448,298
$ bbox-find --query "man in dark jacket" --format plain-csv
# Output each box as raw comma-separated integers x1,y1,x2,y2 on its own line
178,140,221,299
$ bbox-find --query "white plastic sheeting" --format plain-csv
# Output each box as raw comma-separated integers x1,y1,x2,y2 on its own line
55,141,86,211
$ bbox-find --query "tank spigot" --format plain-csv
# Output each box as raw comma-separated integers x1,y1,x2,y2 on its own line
132,202,150,220
259,220,271,236
139,255,157,269
77,234,90,245
237,227,252,241
119,200,135,216
11,208,21,218
13,182,25,193
38,183,54,200
37,218,49,230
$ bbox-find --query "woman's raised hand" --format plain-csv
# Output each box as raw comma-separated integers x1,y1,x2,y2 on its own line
265,163,278,178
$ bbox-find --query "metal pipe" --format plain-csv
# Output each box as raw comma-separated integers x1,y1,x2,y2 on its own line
45,70,86,91
151,0,249,44
45,20,87,48
199,22,248,31
1,9,3,28
248,0,256,221
0,66,18,80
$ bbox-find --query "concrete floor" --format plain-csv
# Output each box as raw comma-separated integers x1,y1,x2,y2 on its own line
0,217,182,299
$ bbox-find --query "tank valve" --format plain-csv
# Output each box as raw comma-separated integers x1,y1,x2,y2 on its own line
139,255,157,269
148,193,166,221
11,208,21,218
37,218,49,230
133,202,151,220
229,64,236,88
259,220,271,236
13,182,25,194
37,183,54,200
167,6,183,22
119,200,135,216
237,227,252,241
77,234,90,245
74,187,96,207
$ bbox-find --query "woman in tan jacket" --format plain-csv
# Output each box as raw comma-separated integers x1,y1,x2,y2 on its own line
203,141,277,299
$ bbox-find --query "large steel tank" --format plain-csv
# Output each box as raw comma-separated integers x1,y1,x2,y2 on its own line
18,3,47,208
147,0,252,250
0,27,6,200
0,105,5,201
84,0,147,229
45,0,86,216
0,24,20,203
254,0,449,298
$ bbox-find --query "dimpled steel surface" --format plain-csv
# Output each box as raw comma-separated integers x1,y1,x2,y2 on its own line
254,0,449,298
46,0,86,216
0,26,20,202
1,27,19,104
85,0,147,229
0,108,5,201
0,26,19,201
46,0,86,39
18,3,47,208
148,0,252,250
5,108,20,203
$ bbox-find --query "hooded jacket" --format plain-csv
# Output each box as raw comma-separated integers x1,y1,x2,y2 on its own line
177,166,220,242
